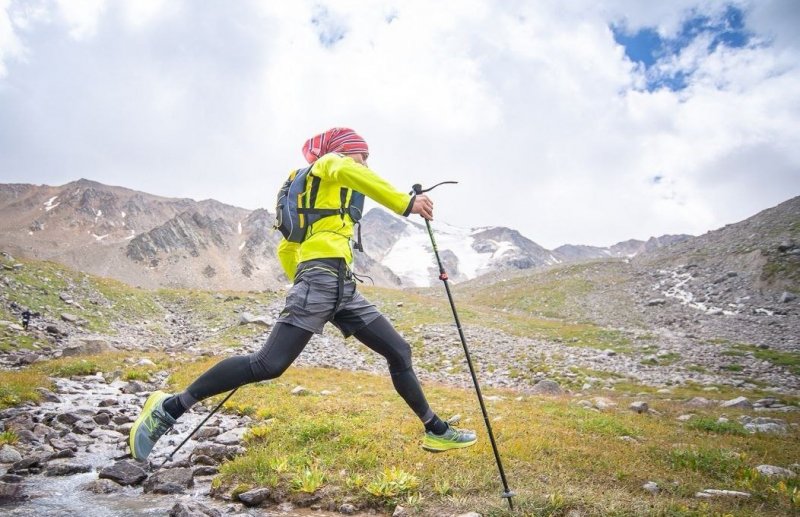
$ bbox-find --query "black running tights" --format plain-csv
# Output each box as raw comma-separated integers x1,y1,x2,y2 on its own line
181,316,434,422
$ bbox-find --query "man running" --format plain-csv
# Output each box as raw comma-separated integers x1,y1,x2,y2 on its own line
130,127,477,461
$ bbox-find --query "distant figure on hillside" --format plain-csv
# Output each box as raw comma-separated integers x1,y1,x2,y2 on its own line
129,127,477,461
21,309,32,330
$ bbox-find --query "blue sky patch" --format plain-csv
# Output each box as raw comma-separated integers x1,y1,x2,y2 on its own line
612,5,751,91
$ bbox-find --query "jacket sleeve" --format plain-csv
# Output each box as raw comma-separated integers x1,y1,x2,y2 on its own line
312,154,414,216
277,238,300,281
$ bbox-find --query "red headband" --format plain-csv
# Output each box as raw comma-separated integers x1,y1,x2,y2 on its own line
302,127,369,164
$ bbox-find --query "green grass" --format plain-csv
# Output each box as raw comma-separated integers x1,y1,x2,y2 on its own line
686,417,749,436
166,362,800,516
0,369,51,408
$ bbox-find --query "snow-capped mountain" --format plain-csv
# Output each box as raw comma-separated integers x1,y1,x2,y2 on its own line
356,208,560,287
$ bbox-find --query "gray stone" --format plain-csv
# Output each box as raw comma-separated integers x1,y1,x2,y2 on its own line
755,465,796,479
191,444,237,462
237,487,273,506
121,380,150,394
291,385,311,396
214,428,246,445
530,379,564,396
44,462,92,476
0,481,25,502
98,460,148,486
194,426,222,439
646,299,666,306
780,291,797,303
169,501,223,517
61,313,78,323
629,401,649,414
339,503,358,514
392,505,408,517
695,489,750,499
719,397,752,409
642,481,659,494
143,467,194,494
80,478,123,494
0,445,23,464
684,397,714,407
238,312,273,326
61,338,117,357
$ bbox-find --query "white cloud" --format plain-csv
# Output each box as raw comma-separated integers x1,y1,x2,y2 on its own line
1,0,798,250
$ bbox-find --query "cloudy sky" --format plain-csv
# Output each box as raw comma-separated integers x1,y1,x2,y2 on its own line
1,0,798,249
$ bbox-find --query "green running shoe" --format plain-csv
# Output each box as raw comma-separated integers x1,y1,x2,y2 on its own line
129,391,176,461
422,425,477,452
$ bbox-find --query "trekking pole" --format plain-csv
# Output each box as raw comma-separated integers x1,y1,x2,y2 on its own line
157,388,239,469
412,182,515,510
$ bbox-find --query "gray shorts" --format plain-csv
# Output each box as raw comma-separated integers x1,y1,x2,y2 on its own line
276,259,381,337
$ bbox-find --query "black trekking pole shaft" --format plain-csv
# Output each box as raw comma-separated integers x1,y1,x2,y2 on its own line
413,185,514,509
158,388,239,469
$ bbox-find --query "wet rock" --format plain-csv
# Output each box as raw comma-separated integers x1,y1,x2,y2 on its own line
35,387,61,403
98,460,148,486
48,448,76,460
756,465,796,479
237,487,273,506
339,503,358,514
0,481,25,502
93,413,112,425
214,428,246,445
719,397,752,409
0,444,23,463
194,426,222,439
56,412,82,426
121,380,150,394
191,444,238,463
530,379,563,396
9,456,43,474
193,466,219,477
630,401,649,414
169,501,222,517
44,462,92,476
1,474,24,483
142,467,194,494
80,478,123,494
98,399,117,407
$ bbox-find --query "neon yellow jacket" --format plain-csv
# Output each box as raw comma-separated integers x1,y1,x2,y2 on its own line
277,153,414,280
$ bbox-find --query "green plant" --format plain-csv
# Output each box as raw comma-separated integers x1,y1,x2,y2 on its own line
686,417,748,436
0,430,19,446
366,467,420,499
291,465,326,493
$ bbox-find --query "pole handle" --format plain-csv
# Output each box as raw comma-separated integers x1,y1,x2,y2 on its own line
411,181,458,195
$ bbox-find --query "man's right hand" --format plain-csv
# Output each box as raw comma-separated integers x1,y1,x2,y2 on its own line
411,194,434,220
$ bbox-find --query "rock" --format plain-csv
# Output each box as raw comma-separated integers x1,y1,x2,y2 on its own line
695,489,750,499
9,456,43,474
142,467,194,494
61,313,79,323
277,502,295,512
56,412,82,426
191,444,238,463
80,478,123,493
169,501,223,517
684,397,714,408
44,462,93,476
194,426,222,439
677,414,695,421
0,481,25,502
642,481,659,494
646,299,666,306
193,466,219,477
98,460,148,486
61,338,116,357
530,379,563,396
780,291,797,303
291,386,311,396
629,401,649,414
593,397,617,410
214,428,246,445
35,387,61,403
0,445,23,464
456,513,482,517
238,312,273,326
136,358,156,366
756,465,796,479
392,505,408,516
121,380,150,394
339,503,358,514
93,413,112,425
237,487,273,506
720,397,752,409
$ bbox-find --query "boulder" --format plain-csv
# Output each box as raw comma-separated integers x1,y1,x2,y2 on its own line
80,478,123,494
237,487,273,506
530,379,564,396
168,501,222,517
44,462,93,476
720,397,752,409
0,445,23,464
98,460,147,486
61,338,116,357
756,465,796,479
142,467,194,494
